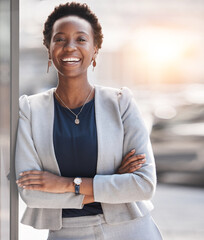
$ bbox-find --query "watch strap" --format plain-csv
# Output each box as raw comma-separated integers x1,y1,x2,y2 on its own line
75,184,80,195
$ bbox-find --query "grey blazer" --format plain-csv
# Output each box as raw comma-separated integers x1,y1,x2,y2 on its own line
15,85,156,230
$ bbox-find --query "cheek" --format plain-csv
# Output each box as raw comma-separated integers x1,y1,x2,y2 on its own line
84,46,96,61
50,46,58,59
84,52,94,65
49,41,62,55
49,47,62,70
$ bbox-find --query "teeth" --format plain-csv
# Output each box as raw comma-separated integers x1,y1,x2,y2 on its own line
62,58,80,62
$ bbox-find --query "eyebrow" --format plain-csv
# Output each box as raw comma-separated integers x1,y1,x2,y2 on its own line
54,31,89,37
76,31,89,36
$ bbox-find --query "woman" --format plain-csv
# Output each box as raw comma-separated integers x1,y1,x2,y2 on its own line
15,2,162,240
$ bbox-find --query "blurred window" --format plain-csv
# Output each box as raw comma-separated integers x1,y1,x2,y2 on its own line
0,0,11,239
0,0,19,239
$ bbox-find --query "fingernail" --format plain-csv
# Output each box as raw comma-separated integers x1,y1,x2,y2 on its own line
19,173,23,176
131,149,135,152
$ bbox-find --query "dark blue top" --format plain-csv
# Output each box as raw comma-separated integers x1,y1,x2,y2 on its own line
53,94,103,218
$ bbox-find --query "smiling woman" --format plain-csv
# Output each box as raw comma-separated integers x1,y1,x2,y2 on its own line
49,15,97,83
15,2,162,240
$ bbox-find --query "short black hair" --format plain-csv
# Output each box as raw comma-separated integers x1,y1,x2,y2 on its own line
43,2,103,50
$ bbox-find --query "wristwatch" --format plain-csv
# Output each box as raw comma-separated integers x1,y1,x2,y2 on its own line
73,177,82,195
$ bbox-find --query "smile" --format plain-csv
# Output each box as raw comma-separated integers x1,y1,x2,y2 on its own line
61,57,81,64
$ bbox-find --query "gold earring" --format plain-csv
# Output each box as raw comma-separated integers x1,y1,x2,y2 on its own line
92,59,96,72
47,59,52,73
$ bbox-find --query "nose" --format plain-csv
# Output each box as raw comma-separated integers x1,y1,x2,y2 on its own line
63,40,77,52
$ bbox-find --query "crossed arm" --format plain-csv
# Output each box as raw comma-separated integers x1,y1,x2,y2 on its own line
16,89,156,208
16,150,146,204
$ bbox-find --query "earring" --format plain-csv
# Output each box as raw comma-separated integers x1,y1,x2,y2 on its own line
92,59,96,72
47,59,52,73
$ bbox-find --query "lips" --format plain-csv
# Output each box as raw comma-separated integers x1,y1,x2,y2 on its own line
61,57,81,65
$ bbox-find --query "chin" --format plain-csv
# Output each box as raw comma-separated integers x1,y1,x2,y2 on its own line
58,70,86,79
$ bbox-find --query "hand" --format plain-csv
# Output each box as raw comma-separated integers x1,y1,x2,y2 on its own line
117,150,146,174
16,170,71,193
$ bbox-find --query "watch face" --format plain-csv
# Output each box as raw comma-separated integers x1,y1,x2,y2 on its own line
74,177,82,185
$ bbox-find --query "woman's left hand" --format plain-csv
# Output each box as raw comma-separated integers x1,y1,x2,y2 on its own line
16,170,70,193
116,150,146,174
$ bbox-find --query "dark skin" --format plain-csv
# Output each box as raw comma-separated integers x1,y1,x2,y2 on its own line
16,16,146,204
49,15,97,108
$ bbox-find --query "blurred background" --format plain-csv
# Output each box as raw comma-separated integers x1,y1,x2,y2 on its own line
17,0,204,239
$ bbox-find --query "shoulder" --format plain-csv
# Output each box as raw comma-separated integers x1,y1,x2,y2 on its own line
95,85,135,115
19,88,55,118
95,85,133,102
19,87,55,104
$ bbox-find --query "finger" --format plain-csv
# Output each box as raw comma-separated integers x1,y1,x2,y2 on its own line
119,158,146,173
17,179,43,187
22,184,43,191
121,155,146,169
120,158,146,172
125,154,146,164
122,149,136,164
118,159,144,173
117,164,132,174
124,163,143,173
16,174,42,183
19,170,43,176
129,160,145,168
130,164,143,172
134,158,146,165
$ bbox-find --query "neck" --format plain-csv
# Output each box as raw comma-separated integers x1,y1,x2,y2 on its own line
55,76,94,109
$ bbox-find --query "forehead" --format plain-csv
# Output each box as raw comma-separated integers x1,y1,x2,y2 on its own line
52,15,93,35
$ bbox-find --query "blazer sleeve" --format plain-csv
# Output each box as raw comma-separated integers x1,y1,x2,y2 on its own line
15,95,84,209
93,87,157,204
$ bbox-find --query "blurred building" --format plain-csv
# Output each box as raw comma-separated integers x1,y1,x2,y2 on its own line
20,0,204,94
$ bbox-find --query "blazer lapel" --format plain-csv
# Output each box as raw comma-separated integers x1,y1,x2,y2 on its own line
32,87,61,175
94,85,123,175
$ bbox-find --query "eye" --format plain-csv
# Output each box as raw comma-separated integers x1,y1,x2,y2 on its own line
55,38,66,42
77,37,86,42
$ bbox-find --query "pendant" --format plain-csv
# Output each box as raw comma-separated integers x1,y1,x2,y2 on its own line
75,117,80,124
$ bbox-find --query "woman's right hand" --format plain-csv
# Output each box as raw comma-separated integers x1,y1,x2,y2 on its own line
117,150,146,174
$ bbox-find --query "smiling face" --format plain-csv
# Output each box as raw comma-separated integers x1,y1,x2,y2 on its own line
49,16,98,80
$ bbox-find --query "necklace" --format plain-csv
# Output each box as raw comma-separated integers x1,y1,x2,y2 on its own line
55,86,94,125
